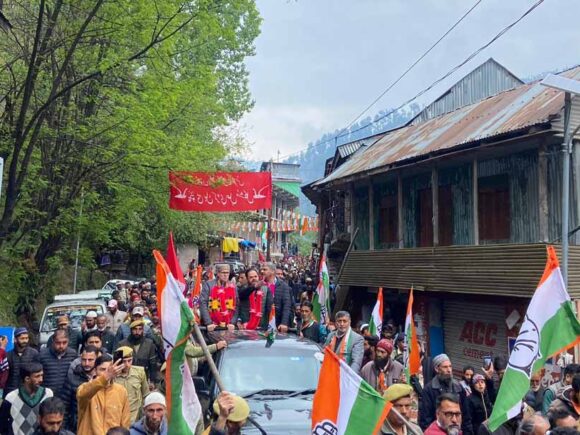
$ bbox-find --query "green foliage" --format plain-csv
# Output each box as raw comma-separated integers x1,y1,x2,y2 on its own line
0,0,261,322
288,232,316,257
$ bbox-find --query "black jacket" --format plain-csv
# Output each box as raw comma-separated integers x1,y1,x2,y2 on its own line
47,327,82,353
96,329,115,354
467,390,493,434
61,363,91,430
38,347,78,396
273,279,292,327
419,376,473,435
118,335,159,382
5,346,39,395
298,320,321,343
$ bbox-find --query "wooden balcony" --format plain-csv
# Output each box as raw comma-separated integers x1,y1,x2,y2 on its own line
337,243,580,300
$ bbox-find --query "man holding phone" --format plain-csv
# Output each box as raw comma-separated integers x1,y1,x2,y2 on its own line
114,346,149,423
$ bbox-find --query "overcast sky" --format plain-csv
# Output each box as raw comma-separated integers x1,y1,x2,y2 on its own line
238,0,580,161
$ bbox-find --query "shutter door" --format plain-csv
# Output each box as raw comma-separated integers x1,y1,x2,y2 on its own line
443,299,508,375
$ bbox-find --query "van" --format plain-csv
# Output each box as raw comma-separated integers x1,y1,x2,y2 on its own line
38,298,107,348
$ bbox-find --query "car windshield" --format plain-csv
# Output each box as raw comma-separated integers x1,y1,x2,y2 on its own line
220,344,320,396
41,304,104,332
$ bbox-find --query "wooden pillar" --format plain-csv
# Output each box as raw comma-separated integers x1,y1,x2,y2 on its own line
349,184,356,237
398,174,404,248
473,159,479,245
538,143,549,242
432,167,439,247
369,179,375,250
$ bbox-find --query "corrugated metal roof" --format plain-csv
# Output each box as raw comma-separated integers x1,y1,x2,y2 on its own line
411,58,524,125
315,66,580,187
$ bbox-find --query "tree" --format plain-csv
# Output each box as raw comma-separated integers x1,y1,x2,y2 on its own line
0,0,261,322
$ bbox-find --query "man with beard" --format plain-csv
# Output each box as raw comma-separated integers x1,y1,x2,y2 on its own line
362,335,378,368
324,311,364,374
260,262,292,333
361,339,405,394
380,384,423,435
419,354,472,435
114,347,149,423
47,316,82,353
82,311,99,336
524,373,545,412
129,392,168,435
32,397,74,435
77,354,130,434
5,328,39,396
117,320,159,383
96,315,116,354
61,345,98,431
38,330,77,397
425,394,463,435
237,268,272,330
0,362,54,435
200,264,238,332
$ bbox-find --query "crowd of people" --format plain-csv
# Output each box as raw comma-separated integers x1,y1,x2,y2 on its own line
0,256,579,435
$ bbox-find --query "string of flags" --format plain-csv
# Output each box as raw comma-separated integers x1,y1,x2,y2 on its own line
223,215,319,233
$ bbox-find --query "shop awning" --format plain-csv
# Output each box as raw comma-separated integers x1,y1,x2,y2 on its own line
274,181,301,198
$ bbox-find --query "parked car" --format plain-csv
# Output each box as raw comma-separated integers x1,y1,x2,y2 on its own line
196,331,322,434
38,297,107,348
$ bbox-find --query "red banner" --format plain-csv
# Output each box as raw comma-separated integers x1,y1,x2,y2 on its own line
169,171,272,212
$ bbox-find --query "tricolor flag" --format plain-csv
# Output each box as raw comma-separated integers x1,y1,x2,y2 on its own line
166,232,186,295
368,288,383,338
154,250,201,434
488,246,580,431
312,348,391,435
313,254,331,324
403,287,421,382
188,265,203,323
262,304,276,346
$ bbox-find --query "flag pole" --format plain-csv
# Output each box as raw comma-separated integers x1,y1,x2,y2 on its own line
388,406,422,435
191,322,226,392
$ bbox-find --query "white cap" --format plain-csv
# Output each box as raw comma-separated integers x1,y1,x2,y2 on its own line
108,299,118,308
143,392,166,408
86,311,98,319
132,306,144,316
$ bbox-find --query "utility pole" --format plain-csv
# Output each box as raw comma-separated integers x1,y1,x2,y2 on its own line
73,190,84,293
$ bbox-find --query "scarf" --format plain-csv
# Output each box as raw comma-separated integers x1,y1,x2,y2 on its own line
209,283,236,327
245,288,265,330
300,319,315,337
328,328,353,364
376,358,393,394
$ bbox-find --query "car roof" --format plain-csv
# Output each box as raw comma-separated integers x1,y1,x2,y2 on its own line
207,330,322,350
45,299,107,308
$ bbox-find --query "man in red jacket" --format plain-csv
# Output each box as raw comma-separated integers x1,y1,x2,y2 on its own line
425,394,462,435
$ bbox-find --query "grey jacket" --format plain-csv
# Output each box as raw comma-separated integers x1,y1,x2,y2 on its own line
200,279,239,326
324,329,364,374
360,358,405,392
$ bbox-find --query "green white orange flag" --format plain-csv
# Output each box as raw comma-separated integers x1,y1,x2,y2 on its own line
313,253,331,324
403,287,421,382
488,246,580,431
312,348,392,435
368,288,383,338
154,250,201,435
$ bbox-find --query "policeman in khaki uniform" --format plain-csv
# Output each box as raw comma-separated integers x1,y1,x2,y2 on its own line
114,346,149,423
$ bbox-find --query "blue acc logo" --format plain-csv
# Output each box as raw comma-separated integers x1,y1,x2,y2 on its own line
313,420,338,435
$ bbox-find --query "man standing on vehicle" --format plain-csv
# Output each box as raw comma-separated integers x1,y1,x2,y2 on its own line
324,311,364,374
5,328,39,397
237,268,273,330
200,264,238,332
260,262,292,333
297,301,321,343
106,299,128,334
39,329,77,398
114,346,149,423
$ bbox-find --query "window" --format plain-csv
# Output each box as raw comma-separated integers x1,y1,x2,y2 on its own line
417,188,433,247
438,186,453,246
478,174,510,241
379,194,398,245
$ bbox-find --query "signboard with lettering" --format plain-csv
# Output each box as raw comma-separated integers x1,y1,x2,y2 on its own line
169,171,272,212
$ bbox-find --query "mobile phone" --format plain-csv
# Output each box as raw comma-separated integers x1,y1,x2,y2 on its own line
483,356,492,369
114,350,124,363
